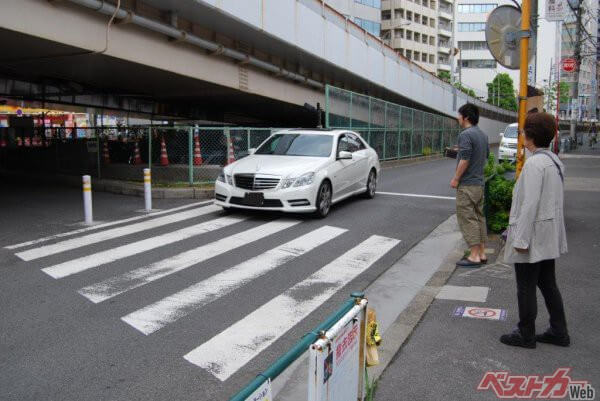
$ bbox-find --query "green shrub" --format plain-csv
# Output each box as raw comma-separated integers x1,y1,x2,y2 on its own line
486,174,515,233
488,210,509,233
423,146,432,156
501,161,516,172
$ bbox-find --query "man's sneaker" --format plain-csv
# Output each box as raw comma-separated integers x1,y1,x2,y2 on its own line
535,330,570,347
500,331,536,349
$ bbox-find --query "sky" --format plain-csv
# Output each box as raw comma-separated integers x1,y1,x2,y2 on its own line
536,2,560,88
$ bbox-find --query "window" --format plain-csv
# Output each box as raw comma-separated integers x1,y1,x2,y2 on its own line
406,30,413,40
422,16,428,25
423,0,429,7
355,0,382,8
395,9,404,19
414,32,421,42
457,4,497,13
430,0,437,9
354,17,382,36
458,22,486,32
382,10,391,20
256,134,333,157
422,53,428,62
346,133,366,151
430,18,436,28
458,41,489,50
429,36,435,45
429,54,436,63
395,29,404,38
414,51,421,60
406,50,413,59
460,59,497,68
422,34,428,44
406,11,413,21
414,14,421,24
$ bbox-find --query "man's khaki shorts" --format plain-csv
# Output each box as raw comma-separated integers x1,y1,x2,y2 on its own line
456,184,487,247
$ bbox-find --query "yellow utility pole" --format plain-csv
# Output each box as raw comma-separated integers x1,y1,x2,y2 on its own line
516,0,531,179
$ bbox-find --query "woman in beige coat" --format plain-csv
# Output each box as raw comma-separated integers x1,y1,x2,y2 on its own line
501,112,570,349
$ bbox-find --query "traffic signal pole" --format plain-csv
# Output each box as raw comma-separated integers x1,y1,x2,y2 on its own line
516,0,532,179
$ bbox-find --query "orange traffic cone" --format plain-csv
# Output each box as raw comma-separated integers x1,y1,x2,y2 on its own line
102,140,111,164
226,134,236,165
160,137,169,166
16,137,23,147
24,137,31,147
193,134,203,166
133,141,143,165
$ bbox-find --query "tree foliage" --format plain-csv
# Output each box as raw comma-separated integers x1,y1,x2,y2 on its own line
486,73,517,111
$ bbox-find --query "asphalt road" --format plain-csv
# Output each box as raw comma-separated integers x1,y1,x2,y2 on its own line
0,158,459,401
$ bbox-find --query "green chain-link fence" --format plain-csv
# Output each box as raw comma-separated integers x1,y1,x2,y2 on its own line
325,85,461,160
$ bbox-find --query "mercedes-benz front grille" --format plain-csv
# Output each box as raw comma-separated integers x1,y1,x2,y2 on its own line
234,174,280,190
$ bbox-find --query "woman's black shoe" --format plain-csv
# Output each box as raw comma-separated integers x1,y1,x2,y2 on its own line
535,330,570,347
500,332,536,348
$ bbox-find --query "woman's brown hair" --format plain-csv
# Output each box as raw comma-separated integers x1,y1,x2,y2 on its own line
524,112,557,148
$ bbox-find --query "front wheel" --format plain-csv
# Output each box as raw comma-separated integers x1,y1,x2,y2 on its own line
314,181,332,218
363,169,377,199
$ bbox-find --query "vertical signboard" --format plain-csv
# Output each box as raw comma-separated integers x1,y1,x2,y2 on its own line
545,0,567,20
308,300,367,401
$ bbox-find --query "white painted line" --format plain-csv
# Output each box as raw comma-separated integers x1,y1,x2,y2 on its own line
78,219,301,303
183,235,400,381
377,191,456,200
435,285,489,303
42,216,245,279
5,201,212,250
121,226,348,335
15,205,220,261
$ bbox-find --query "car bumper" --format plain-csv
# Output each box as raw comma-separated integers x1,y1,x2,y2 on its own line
214,181,318,213
498,147,516,160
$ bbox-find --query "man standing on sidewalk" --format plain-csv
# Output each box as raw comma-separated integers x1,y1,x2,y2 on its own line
450,103,489,267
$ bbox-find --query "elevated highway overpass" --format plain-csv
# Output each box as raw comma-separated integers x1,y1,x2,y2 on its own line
1,0,516,139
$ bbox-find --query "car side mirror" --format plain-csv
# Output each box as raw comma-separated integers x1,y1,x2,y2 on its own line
248,148,256,155
338,151,353,160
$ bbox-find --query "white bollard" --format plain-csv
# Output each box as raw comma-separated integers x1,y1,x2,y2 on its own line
82,175,93,225
143,168,152,212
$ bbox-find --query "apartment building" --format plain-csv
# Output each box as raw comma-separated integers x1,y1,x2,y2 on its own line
380,0,453,74
454,0,519,98
328,0,383,36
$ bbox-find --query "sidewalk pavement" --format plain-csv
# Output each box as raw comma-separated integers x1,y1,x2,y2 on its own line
375,148,600,400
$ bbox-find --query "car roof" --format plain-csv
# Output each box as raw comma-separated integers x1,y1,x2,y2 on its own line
275,129,351,136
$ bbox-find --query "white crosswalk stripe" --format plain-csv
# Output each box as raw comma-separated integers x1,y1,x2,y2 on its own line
15,204,221,261
11,208,402,383
42,216,246,279
121,225,348,335
182,235,400,381
5,201,213,250
78,219,301,303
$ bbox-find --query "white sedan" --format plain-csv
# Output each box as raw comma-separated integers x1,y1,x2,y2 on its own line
214,129,380,218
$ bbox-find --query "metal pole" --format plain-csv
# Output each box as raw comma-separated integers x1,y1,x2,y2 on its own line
569,2,583,140
188,127,193,186
82,175,93,225
516,0,531,179
96,133,101,179
148,128,152,170
555,21,561,153
144,168,152,212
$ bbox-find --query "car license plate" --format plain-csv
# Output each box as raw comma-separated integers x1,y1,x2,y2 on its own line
244,192,264,206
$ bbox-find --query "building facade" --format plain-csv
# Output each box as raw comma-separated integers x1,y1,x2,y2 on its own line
560,0,598,120
380,0,453,74
328,0,383,36
453,0,520,99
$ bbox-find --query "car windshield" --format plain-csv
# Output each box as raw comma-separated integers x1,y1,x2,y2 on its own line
255,134,333,157
504,126,518,138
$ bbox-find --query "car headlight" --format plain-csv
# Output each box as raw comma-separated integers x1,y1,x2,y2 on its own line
293,172,315,187
280,172,315,189
217,170,233,185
